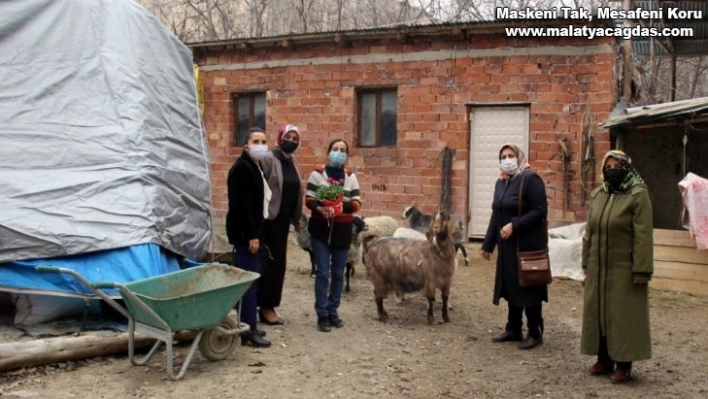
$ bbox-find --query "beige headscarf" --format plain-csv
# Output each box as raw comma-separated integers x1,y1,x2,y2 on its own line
498,143,530,179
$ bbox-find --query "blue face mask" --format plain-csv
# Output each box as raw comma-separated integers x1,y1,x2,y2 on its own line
329,150,347,166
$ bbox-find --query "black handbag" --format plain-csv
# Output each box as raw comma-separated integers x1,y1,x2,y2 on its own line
516,172,552,288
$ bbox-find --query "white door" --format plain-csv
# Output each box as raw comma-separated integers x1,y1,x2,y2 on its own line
468,106,529,238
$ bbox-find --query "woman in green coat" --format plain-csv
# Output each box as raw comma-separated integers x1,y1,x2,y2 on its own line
581,150,653,384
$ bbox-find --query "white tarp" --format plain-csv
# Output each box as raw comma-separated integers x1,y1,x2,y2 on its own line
0,0,212,262
548,223,585,281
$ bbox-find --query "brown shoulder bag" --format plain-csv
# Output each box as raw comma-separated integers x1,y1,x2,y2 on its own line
516,172,553,287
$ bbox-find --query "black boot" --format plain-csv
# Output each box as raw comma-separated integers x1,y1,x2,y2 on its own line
241,328,271,347
519,305,543,350
328,314,344,328
317,316,331,332
493,305,523,343
492,328,522,342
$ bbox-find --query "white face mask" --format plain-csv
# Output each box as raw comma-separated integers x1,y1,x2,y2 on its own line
248,144,269,160
500,158,519,175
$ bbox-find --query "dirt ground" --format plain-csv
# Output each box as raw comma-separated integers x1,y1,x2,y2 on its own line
2,238,708,399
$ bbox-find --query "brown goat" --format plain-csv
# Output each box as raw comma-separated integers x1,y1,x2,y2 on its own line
362,211,457,324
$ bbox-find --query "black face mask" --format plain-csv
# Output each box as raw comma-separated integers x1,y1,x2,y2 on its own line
280,140,298,154
603,168,627,189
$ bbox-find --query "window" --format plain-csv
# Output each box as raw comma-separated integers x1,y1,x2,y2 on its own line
358,88,397,147
232,92,266,146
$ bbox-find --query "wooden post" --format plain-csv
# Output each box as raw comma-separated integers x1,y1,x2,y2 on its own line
623,0,634,101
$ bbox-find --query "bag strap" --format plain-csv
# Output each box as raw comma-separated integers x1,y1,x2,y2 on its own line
516,172,529,254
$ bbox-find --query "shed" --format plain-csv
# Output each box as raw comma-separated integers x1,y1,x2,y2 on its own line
602,97,708,295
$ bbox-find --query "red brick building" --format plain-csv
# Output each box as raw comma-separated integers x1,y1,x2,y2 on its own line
189,21,618,243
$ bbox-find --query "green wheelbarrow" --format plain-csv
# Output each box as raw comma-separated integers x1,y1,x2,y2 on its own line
36,263,259,380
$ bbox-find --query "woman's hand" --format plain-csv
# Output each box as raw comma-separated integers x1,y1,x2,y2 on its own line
500,223,513,240
317,206,335,218
481,250,491,260
248,238,260,254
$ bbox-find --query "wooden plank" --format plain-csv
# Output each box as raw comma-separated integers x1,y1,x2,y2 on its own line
653,228,697,248
654,245,708,265
654,260,708,283
651,276,708,297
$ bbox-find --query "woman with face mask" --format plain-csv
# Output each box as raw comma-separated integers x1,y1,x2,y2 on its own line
257,124,304,325
225,127,272,348
481,143,549,350
581,150,653,384
304,139,362,332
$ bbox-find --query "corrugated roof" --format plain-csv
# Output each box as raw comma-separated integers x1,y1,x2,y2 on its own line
602,96,708,128
631,1,708,56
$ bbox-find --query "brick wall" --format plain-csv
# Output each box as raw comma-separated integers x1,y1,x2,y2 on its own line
196,34,618,237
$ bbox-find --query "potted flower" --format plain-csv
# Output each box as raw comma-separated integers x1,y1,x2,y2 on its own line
316,178,345,216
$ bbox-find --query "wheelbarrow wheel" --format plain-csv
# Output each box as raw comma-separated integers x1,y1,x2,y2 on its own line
198,316,239,361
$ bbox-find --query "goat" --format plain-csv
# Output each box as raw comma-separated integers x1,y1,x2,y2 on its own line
296,214,366,292
402,205,470,266
363,211,457,324
391,227,457,308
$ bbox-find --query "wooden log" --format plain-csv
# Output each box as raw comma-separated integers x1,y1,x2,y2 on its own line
0,330,196,372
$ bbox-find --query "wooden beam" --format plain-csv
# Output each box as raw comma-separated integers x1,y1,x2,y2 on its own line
654,228,696,248
655,260,708,283
651,276,708,296
655,246,708,265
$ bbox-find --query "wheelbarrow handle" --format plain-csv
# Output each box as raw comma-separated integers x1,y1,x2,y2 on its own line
34,265,62,273
92,282,117,289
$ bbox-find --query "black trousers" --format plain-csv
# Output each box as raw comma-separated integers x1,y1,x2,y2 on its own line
506,303,544,338
258,219,290,309
598,336,632,370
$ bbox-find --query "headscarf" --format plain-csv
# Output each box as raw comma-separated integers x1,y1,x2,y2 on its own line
498,143,530,179
601,150,646,193
276,124,300,149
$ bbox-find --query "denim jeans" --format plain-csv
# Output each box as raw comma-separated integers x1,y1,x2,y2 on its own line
311,238,348,318
234,245,261,329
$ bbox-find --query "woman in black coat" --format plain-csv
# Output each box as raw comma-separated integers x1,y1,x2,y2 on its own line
226,127,272,348
481,143,549,350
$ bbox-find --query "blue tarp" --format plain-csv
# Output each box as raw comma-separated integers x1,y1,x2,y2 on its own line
0,244,187,298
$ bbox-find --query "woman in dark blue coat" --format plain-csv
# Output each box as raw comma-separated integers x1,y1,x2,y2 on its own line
481,143,549,350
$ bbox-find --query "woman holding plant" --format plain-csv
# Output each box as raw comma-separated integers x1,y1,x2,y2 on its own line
304,139,362,332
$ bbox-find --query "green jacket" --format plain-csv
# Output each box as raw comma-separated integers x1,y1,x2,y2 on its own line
580,185,653,362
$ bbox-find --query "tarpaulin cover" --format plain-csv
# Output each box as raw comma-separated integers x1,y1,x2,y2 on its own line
0,244,185,298
0,0,212,264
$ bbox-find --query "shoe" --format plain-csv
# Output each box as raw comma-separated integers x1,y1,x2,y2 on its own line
240,329,271,348
610,368,632,384
259,309,285,325
491,330,522,343
317,316,331,332
328,314,344,328
518,335,542,350
589,361,614,376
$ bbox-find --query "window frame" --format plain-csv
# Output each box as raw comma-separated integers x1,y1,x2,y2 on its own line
356,87,398,148
231,91,266,146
